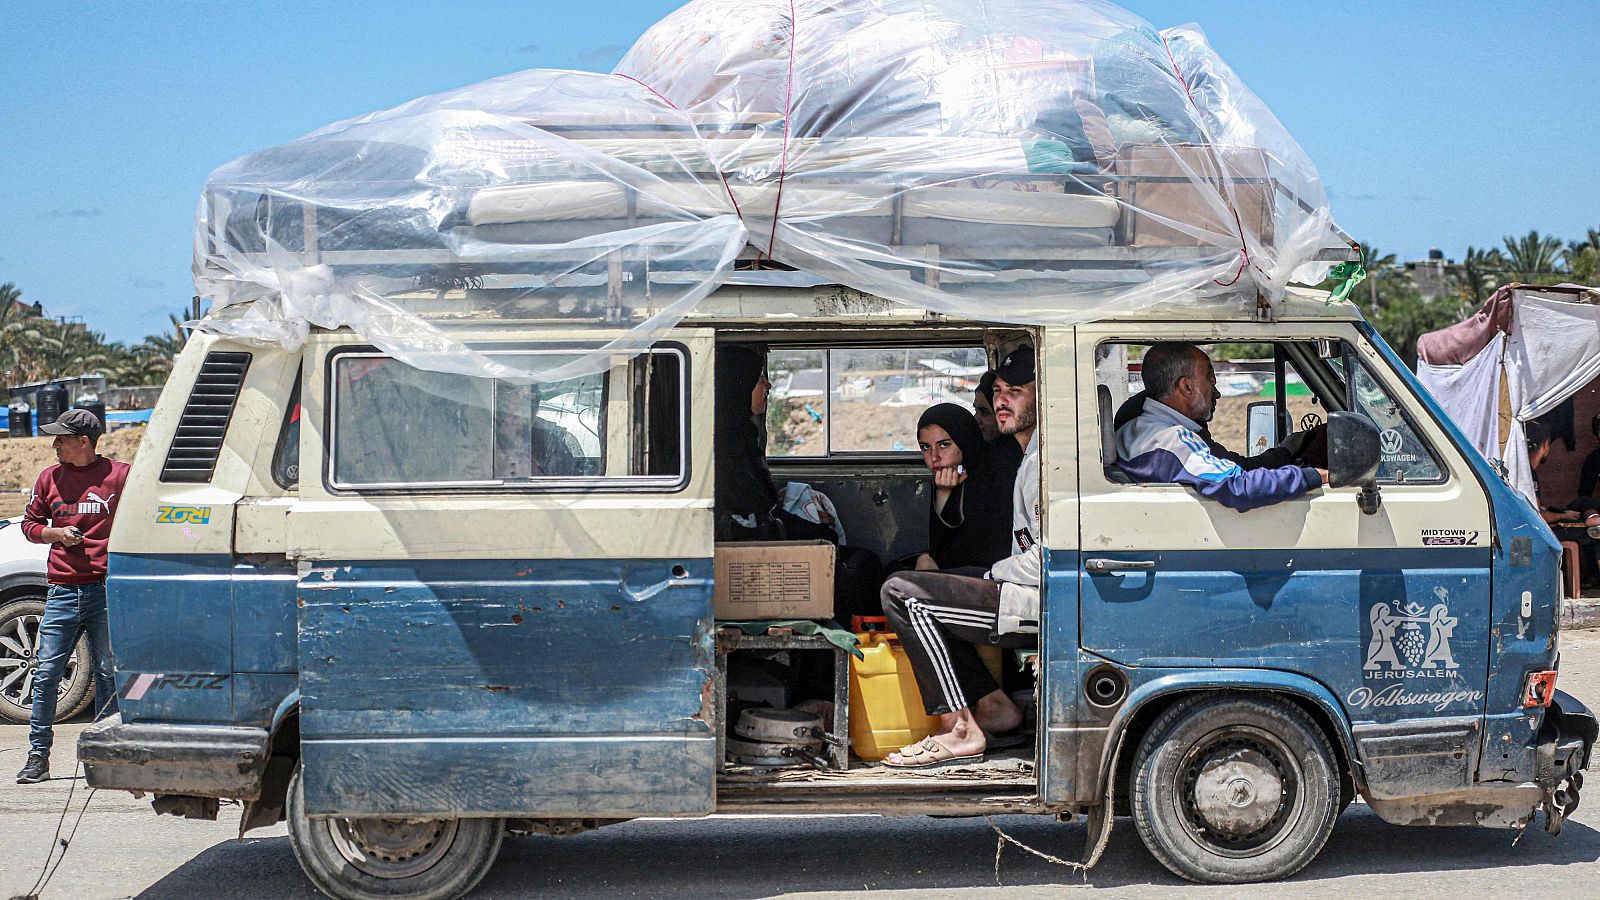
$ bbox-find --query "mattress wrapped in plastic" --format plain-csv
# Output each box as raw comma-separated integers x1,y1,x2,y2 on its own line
193,0,1342,380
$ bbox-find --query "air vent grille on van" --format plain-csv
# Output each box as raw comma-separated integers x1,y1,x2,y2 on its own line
159,351,252,483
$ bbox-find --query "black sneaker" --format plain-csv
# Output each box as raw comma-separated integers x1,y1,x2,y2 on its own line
16,752,49,784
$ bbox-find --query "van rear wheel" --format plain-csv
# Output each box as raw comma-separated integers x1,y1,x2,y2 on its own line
287,765,503,900
1130,695,1339,884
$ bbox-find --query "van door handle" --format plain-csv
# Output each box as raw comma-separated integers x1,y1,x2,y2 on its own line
1084,558,1156,574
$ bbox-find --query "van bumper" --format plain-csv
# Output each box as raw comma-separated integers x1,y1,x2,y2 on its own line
1537,690,1596,834
77,714,270,800
1363,692,1593,831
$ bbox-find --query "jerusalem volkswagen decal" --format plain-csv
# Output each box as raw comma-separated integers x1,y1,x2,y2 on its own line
1347,599,1484,713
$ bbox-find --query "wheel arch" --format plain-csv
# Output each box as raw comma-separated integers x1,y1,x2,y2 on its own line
0,572,47,606
240,693,301,836
1100,671,1361,812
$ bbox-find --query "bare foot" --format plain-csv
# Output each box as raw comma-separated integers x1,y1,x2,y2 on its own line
886,709,986,765
973,688,1022,735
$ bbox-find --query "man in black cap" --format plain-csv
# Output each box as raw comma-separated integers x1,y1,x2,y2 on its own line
16,408,127,784
878,344,1041,768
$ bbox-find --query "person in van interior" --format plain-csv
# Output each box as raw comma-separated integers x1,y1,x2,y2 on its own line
877,345,1041,768
713,343,884,619
713,344,836,542
17,409,126,785
1114,343,1326,511
974,370,1024,464
1111,351,1324,474
908,403,1018,571
972,371,1000,442
1527,421,1600,581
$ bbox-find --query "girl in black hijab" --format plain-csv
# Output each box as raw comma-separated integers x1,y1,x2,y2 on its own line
913,403,1018,571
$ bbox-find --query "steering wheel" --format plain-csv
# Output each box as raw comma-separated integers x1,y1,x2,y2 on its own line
1300,412,1324,430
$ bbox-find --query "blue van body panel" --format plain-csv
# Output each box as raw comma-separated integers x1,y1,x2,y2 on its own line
233,674,298,727
1080,546,1491,722
108,553,299,726
231,559,298,674
1360,322,1562,783
295,556,716,817
107,553,236,723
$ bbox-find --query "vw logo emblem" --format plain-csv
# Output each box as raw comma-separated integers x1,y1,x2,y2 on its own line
1379,429,1404,455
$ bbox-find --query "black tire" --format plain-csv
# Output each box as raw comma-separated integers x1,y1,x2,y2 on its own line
0,596,94,725
1130,694,1340,884
287,764,504,900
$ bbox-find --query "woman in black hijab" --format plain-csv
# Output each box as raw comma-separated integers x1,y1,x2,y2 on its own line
714,344,781,539
912,403,1018,571
713,344,838,542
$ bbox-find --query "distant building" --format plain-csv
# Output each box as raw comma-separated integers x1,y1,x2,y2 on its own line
4,297,44,318
1404,248,1467,302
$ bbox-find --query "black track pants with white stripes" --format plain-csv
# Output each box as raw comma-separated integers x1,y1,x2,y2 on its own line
880,570,1007,716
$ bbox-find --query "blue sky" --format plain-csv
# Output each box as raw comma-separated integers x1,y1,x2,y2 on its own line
2,1,1597,341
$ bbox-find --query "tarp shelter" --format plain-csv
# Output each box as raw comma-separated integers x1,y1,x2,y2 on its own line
1416,284,1600,506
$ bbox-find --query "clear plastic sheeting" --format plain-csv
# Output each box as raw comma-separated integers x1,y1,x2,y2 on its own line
193,0,1345,380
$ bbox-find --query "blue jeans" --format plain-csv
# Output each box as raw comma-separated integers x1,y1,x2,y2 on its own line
29,582,118,755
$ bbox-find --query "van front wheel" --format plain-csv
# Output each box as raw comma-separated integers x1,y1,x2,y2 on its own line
1130,695,1339,884
287,765,503,900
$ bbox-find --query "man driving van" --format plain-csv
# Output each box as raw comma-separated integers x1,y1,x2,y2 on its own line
1115,342,1327,511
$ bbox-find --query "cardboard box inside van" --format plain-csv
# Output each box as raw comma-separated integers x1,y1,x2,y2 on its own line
712,540,836,620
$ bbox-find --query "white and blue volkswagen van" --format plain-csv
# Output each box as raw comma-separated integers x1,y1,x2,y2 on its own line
79,282,1593,897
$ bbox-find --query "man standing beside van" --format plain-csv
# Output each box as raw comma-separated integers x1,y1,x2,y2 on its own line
878,345,1041,768
1115,342,1325,511
15,409,127,785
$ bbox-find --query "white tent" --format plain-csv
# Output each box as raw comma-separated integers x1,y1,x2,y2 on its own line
1416,285,1600,505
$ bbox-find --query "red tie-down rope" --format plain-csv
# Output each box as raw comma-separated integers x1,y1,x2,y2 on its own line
761,0,800,266
614,73,748,228
1159,36,1253,288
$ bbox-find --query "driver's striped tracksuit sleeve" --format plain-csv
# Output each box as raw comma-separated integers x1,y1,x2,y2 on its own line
1118,424,1321,512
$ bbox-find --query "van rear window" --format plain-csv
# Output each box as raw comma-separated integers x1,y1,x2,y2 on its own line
327,349,684,490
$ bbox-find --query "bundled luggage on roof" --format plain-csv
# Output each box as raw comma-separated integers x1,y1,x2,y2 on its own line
191,0,1351,380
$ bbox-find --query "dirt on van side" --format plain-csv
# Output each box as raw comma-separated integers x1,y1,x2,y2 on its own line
0,425,146,516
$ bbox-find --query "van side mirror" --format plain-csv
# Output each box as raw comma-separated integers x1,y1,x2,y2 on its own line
1327,411,1381,514
1245,401,1276,457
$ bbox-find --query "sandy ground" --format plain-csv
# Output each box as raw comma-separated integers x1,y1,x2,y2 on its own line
0,425,145,517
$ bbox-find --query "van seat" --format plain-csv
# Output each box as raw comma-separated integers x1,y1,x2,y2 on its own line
1097,384,1133,483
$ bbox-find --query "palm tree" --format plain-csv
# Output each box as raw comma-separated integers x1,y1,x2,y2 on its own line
1501,230,1567,284
1568,229,1600,256
1461,245,1506,305
0,283,45,386
1566,230,1600,286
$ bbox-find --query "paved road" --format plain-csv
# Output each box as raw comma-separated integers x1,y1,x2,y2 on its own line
4,631,1599,900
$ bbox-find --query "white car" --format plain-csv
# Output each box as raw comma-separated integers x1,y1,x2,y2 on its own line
0,515,93,724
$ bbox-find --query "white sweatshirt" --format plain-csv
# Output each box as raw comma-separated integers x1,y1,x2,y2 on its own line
987,429,1040,634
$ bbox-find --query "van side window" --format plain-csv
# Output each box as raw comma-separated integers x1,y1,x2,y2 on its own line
766,346,988,457
1098,341,1320,479
1327,349,1444,484
1097,340,1446,487
327,348,685,490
